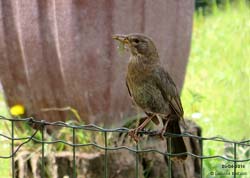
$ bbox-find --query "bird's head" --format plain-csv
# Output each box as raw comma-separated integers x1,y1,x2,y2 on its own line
113,33,159,60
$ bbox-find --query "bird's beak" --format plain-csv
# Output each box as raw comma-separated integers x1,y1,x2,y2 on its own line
112,34,129,44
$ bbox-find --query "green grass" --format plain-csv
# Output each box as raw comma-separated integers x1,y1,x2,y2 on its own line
182,2,250,177
182,2,250,140
0,92,11,178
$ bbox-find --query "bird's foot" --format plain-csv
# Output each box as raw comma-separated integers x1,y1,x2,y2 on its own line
156,119,169,140
156,128,166,140
128,115,155,142
128,128,141,142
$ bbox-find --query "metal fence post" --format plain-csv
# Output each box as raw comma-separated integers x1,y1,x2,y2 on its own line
200,138,203,178
72,127,76,178
233,143,237,178
104,132,108,178
167,137,172,178
41,122,45,178
11,120,15,178
135,143,139,178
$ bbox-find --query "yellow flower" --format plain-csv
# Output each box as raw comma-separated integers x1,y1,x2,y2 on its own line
10,104,25,116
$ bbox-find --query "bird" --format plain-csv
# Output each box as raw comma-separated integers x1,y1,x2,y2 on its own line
112,33,187,160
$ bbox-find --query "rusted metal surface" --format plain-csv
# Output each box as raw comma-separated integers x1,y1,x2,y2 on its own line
0,0,194,124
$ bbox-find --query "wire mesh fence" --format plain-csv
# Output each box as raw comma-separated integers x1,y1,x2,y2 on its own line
0,115,250,178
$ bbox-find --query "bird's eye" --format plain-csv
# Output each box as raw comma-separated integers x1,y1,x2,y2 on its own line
134,39,140,43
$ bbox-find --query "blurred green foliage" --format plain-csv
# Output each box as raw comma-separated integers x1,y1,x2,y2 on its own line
195,0,250,15
182,0,250,176
0,94,10,178
182,0,250,140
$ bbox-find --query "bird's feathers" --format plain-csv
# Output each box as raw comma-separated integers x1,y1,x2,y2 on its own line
153,66,184,119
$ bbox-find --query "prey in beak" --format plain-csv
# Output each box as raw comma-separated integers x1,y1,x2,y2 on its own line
112,34,130,53
112,34,129,44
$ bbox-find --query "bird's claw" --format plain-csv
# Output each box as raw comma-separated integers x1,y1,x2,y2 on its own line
128,128,140,142
156,128,166,140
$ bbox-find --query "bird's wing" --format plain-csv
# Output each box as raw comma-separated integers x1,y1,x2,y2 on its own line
126,80,132,97
153,66,184,118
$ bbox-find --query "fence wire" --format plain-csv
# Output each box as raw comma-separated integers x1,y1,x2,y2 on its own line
0,115,249,178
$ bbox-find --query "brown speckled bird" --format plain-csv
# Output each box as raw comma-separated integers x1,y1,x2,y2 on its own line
113,33,187,160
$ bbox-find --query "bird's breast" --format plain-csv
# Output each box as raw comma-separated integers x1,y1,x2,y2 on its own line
126,67,168,114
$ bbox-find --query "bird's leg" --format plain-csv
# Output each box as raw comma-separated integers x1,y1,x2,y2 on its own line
129,114,155,142
157,119,169,140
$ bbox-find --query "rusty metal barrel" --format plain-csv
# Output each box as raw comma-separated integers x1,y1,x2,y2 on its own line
0,0,194,124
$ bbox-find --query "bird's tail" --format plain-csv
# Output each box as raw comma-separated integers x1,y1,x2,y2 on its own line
165,116,187,161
